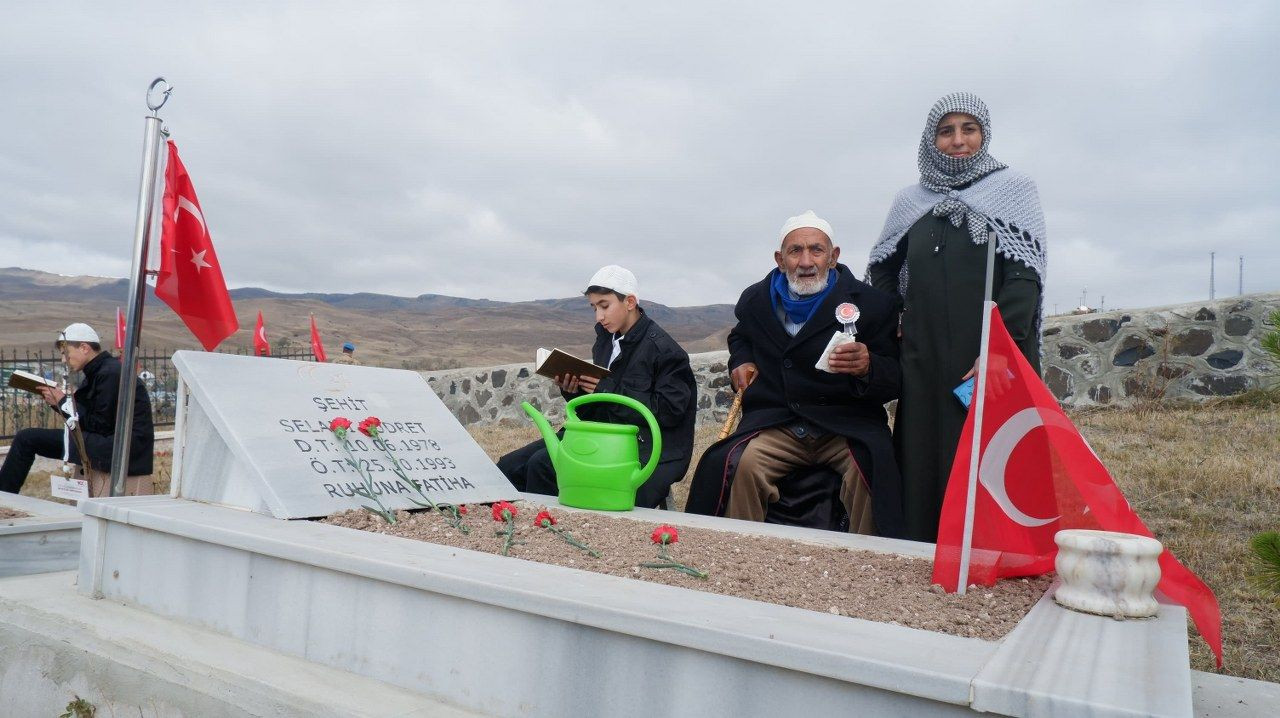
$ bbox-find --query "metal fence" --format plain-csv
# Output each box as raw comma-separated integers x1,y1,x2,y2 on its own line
1,347,314,441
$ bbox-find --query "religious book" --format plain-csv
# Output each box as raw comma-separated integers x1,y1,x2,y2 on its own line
534,347,610,381
7,369,58,395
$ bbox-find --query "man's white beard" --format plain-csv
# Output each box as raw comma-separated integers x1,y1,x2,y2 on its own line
786,269,829,296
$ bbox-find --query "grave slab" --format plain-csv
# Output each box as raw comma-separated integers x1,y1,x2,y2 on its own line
77,494,1197,717
0,571,482,717
0,491,80,578
170,351,516,518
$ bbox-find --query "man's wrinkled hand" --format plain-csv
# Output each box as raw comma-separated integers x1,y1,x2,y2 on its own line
826,341,870,377
730,363,757,392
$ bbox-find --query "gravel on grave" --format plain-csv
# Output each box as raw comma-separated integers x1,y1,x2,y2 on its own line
321,502,1051,641
0,507,28,520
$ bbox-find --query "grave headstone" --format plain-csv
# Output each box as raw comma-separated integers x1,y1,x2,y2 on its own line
171,351,517,519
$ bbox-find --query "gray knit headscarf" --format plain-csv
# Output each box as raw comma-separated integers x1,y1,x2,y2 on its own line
917,91,1006,193
868,92,1047,290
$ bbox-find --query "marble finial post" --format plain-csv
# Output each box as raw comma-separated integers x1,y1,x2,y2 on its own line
1053,529,1163,618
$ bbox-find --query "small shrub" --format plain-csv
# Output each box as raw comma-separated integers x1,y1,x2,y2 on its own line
1262,309,1280,372
60,696,95,718
1249,532,1280,603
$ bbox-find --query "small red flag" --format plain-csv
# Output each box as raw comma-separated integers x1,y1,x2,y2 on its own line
253,311,271,356
932,305,1224,667
115,306,126,351
154,140,239,351
309,314,327,362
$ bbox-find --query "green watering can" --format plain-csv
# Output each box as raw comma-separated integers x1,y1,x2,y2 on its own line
521,392,662,511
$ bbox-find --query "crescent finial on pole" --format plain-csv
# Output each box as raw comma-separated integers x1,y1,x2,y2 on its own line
146,77,173,116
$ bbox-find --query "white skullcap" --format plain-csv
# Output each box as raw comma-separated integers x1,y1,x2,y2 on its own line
587,265,638,297
59,322,100,344
779,210,833,243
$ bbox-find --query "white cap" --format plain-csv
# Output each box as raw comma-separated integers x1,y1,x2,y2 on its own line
779,210,833,243
59,322,100,344
586,265,638,297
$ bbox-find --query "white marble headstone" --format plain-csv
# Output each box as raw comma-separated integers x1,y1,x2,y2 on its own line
171,351,517,519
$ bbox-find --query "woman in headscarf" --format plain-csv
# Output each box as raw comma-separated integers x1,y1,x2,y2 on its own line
866,92,1046,543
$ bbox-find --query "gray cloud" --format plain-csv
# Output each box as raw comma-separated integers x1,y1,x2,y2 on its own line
1,1,1275,314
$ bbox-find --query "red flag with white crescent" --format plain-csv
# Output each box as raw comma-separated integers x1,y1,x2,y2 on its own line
155,140,239,351
932,305,1223,667
310,314,327,362
115,306,126,351
253,311,271,356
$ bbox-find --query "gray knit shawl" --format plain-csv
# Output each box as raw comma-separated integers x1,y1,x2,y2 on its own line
867,92,1047,289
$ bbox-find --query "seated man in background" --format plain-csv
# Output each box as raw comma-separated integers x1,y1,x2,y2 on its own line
497,266,697,508
685,211,905,537
0,323,154,495
332,342,361,365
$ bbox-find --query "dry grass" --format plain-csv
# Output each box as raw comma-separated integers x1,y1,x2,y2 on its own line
18,401,1279,681
1071,399,1280,681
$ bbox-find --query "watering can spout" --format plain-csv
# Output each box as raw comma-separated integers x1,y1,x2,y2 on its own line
521,402,560,465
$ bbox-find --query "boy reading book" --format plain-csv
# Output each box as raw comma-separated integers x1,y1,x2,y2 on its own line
497,265,696,508
0,323,154,494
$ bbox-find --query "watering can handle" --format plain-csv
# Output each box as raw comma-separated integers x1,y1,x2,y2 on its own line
565,392,662,481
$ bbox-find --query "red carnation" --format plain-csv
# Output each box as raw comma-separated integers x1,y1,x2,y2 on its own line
534,510,556,528
492,501,518,522
329,417,352,435
358,416,383,437
641,524,705,578
651,525,679,546
457,505,468,515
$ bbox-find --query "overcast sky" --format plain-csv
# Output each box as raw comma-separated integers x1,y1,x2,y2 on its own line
2,1,1276,313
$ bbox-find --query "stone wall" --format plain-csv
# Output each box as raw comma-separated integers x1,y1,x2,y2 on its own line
1040,292,1278,406
425,292,1279,426
426,354,738,428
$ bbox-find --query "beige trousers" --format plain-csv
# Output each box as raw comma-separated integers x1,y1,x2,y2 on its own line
726,427,875,535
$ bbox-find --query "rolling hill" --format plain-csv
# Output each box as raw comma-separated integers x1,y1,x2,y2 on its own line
0,267,734,368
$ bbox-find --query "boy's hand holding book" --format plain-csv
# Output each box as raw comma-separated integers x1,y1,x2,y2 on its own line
554,373,599,394
39,385,67,407
535,347,609,394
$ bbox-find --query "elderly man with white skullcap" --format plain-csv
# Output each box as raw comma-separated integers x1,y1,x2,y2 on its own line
686,211,906,538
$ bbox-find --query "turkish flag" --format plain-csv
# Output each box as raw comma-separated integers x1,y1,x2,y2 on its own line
253,311,271,356
115,306,126,351
309,314,327,362
932,305,1223,667
154,140,239,351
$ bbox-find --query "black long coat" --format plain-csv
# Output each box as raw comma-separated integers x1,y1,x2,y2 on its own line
685,264,906,537
868,214,1042,541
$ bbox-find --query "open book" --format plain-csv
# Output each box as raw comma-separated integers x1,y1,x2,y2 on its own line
535,347,610,381
7,369,58,395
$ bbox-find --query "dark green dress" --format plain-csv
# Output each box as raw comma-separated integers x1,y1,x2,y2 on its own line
869,213,1041,542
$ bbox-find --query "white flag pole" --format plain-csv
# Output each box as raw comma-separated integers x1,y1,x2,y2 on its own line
956,230,999,594
109,78,170,497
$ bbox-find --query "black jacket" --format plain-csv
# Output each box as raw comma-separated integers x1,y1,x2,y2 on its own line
727,264,901,434
564,309,696,468
687,264,906,537
57,352,154,476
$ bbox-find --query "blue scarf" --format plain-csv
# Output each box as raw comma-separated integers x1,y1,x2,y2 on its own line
769,268,836,324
